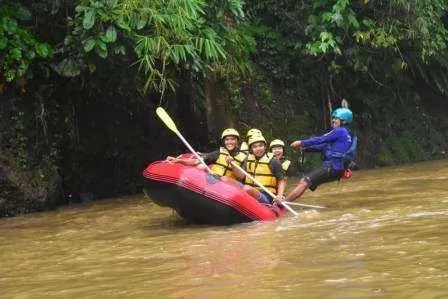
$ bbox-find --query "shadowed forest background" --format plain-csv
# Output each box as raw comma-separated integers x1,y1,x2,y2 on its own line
1,0,447,215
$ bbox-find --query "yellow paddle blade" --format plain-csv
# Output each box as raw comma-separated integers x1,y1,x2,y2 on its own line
156,107,179,135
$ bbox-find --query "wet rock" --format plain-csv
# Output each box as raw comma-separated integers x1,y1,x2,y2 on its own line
65,192,95,204
0,151,62,217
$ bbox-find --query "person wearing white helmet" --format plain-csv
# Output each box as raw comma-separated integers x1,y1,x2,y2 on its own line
231,134,286,204
240,128,263,154
269,139,292,195
166,128,247,180
275,107,356,204
269,139,291,175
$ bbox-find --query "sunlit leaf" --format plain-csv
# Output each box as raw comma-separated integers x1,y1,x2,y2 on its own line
3,17,18,34
35,43,52,58
9,48,22,60
83,38,96,52
95,41,108,58
83,9,95,30
105,25,117,42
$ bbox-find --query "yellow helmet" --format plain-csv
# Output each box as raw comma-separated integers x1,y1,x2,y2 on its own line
269,139,285,149
221,128,240,140
246,128,262,139
248,135,266,148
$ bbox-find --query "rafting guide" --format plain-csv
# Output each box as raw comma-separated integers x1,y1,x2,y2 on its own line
276,107,357,205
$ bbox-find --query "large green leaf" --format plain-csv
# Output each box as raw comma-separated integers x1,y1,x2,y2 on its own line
105,26,117,42
83,38,96,52
53,58,83,77
2,17,18,34
95,41,108,58
83,9,95,30
35,43,52,58
9,48,22,60
64,36,74,46
26,50,36,60
136,16,147,30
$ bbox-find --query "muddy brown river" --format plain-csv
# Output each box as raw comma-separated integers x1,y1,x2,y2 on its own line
1,160,447,298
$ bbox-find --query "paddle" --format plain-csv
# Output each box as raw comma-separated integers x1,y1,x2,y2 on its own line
229,162,299,216
277,201,326,209
156,107,213,174
231,162,325,210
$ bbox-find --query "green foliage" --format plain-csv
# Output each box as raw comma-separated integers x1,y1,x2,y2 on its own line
305,0,448,60
378,147,394,167
0,2,52,83
226,79,244,109
59,0,254,98
304,0,363,56
57,0,127,77
378,134,428,166
251,0,448,78
258,81,273,103
244,0,448,170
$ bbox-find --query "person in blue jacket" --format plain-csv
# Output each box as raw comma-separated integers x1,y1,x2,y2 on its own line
278,107,355,203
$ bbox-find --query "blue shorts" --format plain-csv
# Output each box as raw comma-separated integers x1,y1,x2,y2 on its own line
259,191,273,204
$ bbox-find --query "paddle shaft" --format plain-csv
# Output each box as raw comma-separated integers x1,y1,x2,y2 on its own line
231,162,299,216
233,161,325,210
176,132,213,174
278,201,326,209
156,107,213,173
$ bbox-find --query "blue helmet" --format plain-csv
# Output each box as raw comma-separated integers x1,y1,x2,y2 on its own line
332,108,353,124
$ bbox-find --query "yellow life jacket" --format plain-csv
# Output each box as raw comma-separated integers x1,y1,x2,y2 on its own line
210,147,246,178
244,152,277,194
240,141,249,154
281,159,291,173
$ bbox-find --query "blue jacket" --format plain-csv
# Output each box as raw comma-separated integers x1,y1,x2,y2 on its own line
301,126,353,171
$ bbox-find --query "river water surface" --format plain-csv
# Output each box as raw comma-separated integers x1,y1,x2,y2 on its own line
1,160,448,298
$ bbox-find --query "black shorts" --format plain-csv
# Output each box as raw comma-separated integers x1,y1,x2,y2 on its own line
304,167,344,191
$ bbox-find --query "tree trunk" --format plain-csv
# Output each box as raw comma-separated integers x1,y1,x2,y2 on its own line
204,75,232,140
320,65,335,130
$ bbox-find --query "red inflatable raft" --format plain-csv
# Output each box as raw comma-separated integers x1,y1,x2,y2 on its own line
142,160,285,225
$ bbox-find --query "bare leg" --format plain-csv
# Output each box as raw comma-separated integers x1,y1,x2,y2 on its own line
196,164,207,171
243,185,261,202
221,176,242,188
285,178,309,202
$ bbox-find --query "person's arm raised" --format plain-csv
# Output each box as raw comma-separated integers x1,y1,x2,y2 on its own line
166,156,201,166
